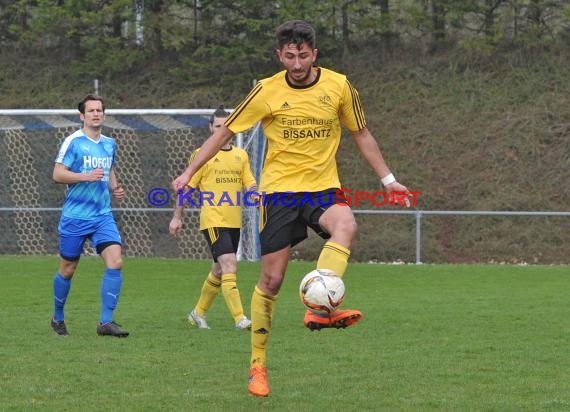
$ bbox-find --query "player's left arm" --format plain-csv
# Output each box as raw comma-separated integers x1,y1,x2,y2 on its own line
241,152,259,203
109,168,125,200
350,127,411,208
340,79,411,207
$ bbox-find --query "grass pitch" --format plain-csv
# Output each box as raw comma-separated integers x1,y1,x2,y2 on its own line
1,256,569,411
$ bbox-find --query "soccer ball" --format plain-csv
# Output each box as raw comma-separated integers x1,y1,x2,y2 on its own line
299,269,345,315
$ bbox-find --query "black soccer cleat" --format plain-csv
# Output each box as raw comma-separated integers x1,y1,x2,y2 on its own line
51,318,69,336
97,321,129,338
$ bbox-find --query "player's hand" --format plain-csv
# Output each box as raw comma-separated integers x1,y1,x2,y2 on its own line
169,217,182,237
384,181,412,208
111,184,125,201
247,191,260,205
172,173,191,192
87,167,105,182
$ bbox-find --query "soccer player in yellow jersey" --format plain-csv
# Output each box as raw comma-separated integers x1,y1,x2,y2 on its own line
169,106,257,331
173,21,412,397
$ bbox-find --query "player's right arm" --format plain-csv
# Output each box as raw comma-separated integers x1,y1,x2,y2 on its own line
171,150,205,236
169,202,184,237
172,125,234,191
52,163,104,184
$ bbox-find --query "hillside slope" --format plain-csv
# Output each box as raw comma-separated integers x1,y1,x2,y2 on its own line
1,48,569,263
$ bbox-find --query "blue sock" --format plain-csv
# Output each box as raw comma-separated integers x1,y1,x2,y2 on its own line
53,273,71,322
100,268,123,324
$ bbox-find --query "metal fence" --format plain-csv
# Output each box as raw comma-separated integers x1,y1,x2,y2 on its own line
2,207,569,263
353,209,570,264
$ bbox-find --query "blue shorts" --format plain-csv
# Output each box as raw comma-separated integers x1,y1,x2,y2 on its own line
58,214,122,260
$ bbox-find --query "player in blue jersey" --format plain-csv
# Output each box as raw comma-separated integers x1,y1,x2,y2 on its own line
50,94,129,337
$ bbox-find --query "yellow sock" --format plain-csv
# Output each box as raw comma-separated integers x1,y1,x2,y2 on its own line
195,272,220,316
250,286,277,366
317,241,351,277
221,273,245,323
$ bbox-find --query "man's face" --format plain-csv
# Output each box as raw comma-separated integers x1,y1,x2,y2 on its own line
209,115,227,133
210,115,231,147
80,100,105,128
276,41,318,86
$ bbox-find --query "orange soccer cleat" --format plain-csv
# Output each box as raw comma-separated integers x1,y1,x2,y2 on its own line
303,309,363,331
248,365,270,397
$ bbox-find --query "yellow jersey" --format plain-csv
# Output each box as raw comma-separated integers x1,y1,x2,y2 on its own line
188,146,256,230
225,67,366,193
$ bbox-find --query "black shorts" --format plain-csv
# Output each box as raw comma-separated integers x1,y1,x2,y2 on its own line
259,188,347,255
201,227,241,262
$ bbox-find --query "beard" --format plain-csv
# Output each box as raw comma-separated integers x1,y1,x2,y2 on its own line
287,67,313,85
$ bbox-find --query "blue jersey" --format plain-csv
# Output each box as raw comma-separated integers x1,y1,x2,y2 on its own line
55,129,116,219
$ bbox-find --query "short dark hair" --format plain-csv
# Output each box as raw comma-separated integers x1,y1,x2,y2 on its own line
275,20,316,50
209,105,230,124
78,94,105,114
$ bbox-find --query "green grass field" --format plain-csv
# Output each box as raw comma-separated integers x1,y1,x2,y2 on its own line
1,256,569,411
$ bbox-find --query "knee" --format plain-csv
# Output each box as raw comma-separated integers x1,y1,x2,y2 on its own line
59,268,75,279
344,219,358,237
229,262,238,274
258,271,284,296
107,256,123,270
59,260,78,278
333,217,358,240
217,255,238,275
102,244,123,269
221,261,237,275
